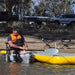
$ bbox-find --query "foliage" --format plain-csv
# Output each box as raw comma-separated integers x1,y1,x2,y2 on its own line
30,0,74,17
0,0,74,18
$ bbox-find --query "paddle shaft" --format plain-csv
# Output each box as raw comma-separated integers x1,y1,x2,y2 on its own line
0,49,44,51
0,49,44,54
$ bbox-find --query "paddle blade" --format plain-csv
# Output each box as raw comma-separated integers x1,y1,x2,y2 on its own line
1,50,7,54
45,48,59,55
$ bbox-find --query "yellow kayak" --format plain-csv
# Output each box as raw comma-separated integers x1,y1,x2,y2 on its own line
34,48,75,65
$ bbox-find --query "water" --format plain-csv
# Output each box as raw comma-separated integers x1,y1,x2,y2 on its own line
0,56,75,75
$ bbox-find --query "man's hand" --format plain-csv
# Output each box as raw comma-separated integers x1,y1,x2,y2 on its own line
19,47,26,50
25,47,28,50
19,46,28,50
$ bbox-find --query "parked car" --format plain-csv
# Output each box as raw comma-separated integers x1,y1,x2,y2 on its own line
51,14,75,26
0,11,18,21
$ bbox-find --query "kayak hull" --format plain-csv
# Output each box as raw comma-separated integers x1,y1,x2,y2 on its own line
34,54,75,65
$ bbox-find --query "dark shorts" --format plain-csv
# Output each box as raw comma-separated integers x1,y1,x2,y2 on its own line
10,47,22,54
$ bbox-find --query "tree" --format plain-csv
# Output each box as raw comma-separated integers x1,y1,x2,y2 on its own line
1,0,74,17
30,0,74,17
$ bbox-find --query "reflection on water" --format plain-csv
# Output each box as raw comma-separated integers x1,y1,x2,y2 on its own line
0,58,75,75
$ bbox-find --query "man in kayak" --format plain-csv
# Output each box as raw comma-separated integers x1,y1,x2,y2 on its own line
7,26,28,62
7,26,28,54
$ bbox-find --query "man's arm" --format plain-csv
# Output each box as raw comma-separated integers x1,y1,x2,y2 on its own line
24,42,28,50
21,35,28,50
8,41,25,50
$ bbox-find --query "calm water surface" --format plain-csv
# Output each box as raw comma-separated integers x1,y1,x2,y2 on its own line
0,56,75,75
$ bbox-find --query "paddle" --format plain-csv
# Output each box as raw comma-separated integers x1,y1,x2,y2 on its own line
0,49,44,54
0,48,59,55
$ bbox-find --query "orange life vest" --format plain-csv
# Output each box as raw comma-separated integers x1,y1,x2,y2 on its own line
10,34,22,42
10,34,24,46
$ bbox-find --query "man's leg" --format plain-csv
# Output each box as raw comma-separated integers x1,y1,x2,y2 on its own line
10,50,15,62
13,50,23,62
10,50,14,54
20,50,27,54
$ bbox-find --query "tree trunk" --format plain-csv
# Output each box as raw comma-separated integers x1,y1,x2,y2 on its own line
64,0,68,13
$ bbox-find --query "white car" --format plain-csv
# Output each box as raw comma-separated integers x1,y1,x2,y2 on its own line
51,14,75,26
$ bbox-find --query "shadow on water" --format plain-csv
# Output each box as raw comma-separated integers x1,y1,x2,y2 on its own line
0,56,75,75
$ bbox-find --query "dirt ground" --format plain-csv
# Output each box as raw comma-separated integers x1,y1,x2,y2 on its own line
0,35,75,53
